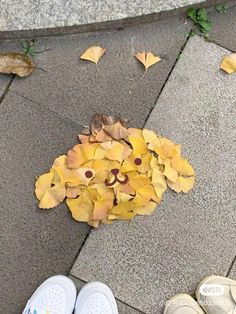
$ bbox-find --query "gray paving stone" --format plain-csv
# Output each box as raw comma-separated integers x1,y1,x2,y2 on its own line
69,276,144,314
70,36,236,313
9,18,191,127
0,0,202,32
209,5,236,52
0,92,90,313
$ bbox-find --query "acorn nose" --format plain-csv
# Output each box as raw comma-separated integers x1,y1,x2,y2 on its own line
111,168,119,175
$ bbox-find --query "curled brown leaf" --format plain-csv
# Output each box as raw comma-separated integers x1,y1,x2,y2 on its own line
0,53,34,77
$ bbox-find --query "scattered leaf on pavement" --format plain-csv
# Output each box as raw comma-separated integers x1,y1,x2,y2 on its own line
80,46,106,64
135,51,161,71
0,53,34,77
220,53,236,74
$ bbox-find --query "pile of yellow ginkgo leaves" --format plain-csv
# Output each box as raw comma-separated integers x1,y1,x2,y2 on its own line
35,114,195,227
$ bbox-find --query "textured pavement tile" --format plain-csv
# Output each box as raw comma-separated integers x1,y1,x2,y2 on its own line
70,36,236,313
9,17,191,127
0,92,90,313
69,276,144,314
209,5,236,52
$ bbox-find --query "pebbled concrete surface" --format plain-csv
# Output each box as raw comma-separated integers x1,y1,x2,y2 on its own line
0,92,90,314
0,0,202,32
70,36,236,313
9,17,191,127
70,276,144,314
209,5,236,52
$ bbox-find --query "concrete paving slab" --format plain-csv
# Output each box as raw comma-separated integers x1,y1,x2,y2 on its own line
0,92,90,313
70,36,236,313
0,0,203,32
209,5,236,52
69,276,144,314
9,17,191,127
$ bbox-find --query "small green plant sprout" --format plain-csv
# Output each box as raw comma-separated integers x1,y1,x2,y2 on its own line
215,4,228,13
187,7,212,37
21,40,50,57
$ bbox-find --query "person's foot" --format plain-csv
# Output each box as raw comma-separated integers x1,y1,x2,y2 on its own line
164,294,205,314
22,275,76,314
74,281,118,314
196,275,236,314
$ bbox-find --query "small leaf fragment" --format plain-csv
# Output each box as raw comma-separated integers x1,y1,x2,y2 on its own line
80,46,106,64
135,51,161,70
0,53,34,77
220,53,236,74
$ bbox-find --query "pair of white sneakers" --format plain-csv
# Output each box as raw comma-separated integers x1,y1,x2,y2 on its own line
164,275,236,314
22,275,236,314
22,276,118,314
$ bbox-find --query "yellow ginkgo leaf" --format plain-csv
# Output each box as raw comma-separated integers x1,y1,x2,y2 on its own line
171,156,195,177
66,193,93,222
167,175,195,193
39,184,66,209
128,136,148,155
133,201,157,215
67,143,99,169
220,53,236,74
35,172,54,200
105,141,132,163
142,129,158,143
35,171,66,209
163,159,178,183
135,51,161,70
80,46,106,64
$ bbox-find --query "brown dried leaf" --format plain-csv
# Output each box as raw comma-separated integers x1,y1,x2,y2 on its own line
103,121,129,140
90,114,128,135
0,53,34,77
80,46,106,64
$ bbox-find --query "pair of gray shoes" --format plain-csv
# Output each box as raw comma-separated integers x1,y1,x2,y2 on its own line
164,276,236,314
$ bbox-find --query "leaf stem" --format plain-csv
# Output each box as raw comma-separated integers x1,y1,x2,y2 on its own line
130,69,147,88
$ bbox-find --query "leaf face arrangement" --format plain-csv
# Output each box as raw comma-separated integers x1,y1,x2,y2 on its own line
35,114,195,227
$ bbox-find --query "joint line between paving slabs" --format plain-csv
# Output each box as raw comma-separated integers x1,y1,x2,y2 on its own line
206,38,235,54
8,90,86,129
226,254,236,277
67,229,92,275
0,75,15,105
141,29,193,130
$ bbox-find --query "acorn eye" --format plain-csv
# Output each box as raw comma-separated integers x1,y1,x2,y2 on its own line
85,170,93,178
134,158,142,165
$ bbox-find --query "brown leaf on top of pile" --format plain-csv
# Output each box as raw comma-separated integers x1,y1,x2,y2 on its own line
79,114,129,142
0,53,34,77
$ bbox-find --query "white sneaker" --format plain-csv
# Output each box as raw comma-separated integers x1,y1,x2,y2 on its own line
164,294,205,314
74,281,118,314
196,275,236,314
22,275,76,314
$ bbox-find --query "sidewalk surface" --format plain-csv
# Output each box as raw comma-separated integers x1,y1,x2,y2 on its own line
0,5,236,314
